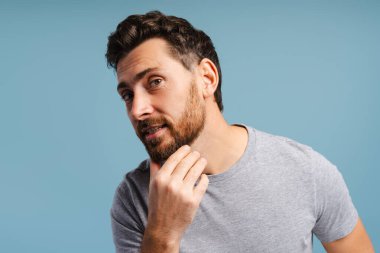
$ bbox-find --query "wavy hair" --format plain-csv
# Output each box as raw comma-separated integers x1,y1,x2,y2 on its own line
106,11,223,111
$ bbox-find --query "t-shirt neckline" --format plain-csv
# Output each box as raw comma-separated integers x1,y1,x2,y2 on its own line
205,124,256,183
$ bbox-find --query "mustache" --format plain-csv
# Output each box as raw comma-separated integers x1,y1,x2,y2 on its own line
137,116,172,135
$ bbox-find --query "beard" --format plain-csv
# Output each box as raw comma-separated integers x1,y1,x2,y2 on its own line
136,81,206,164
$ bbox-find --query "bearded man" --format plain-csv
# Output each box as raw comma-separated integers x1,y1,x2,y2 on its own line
106,11,374,253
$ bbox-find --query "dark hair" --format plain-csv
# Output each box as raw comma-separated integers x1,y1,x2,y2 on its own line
106,10,223,111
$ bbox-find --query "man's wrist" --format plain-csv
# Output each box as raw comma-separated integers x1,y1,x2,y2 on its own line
140,225,181,253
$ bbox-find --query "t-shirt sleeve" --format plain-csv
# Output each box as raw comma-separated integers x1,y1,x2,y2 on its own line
110,182,144,253
311,151,359,243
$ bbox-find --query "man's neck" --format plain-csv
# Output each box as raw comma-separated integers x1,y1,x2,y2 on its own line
190,112,248,176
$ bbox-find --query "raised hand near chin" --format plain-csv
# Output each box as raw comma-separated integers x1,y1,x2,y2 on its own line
141,145,209,252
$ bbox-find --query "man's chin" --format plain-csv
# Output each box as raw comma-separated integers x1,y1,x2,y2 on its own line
145,141,176,164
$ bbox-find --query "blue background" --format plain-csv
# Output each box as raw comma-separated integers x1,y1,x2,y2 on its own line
1,0,379,252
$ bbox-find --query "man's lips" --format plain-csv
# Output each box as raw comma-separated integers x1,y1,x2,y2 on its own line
140,124,167,137
143,124,168,141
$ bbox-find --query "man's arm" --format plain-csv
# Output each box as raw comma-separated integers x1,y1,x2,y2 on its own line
322,218,374,253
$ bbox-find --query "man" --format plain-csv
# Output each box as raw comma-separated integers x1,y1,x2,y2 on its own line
106,11,374,253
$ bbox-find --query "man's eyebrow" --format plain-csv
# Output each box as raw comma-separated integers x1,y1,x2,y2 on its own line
117,67,159,91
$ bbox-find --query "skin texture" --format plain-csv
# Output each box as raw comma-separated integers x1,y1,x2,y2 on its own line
116,38,374,252
322,218,374,253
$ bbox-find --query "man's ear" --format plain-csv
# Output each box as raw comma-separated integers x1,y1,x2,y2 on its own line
198,58,219,98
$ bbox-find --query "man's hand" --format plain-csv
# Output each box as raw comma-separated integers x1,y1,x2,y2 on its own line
140,145,209,253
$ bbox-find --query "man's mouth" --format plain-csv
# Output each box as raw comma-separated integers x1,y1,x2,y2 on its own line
145,125,164,134
141,124,167,140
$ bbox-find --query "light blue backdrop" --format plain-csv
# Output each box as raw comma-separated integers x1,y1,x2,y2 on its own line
1,0,379,252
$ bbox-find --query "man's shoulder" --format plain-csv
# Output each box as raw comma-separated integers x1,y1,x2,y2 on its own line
251,127,332,168
116,159,150,195
126,159,150,178
251,127,343,192
111,160,149,231
253,128,313,154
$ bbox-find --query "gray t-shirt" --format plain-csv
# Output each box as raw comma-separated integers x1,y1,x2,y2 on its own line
111,126,358,253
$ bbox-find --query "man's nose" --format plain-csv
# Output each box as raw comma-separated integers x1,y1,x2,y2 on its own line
130,90,153,121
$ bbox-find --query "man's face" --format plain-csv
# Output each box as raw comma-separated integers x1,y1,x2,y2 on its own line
116,38,206,163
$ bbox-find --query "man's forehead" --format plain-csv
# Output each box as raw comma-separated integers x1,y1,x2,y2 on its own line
117,45,175,83
115,38,196,88
117,56,162,79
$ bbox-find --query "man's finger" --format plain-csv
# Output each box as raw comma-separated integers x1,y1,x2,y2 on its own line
171,151,201,180
184,157,207,186
160,145,191,175
193,174,209,204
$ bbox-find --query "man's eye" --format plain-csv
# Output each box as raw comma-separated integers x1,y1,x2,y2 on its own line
149,78,162,87
120,91,133,102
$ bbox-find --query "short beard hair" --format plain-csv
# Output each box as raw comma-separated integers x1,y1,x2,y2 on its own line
136,81,206,163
